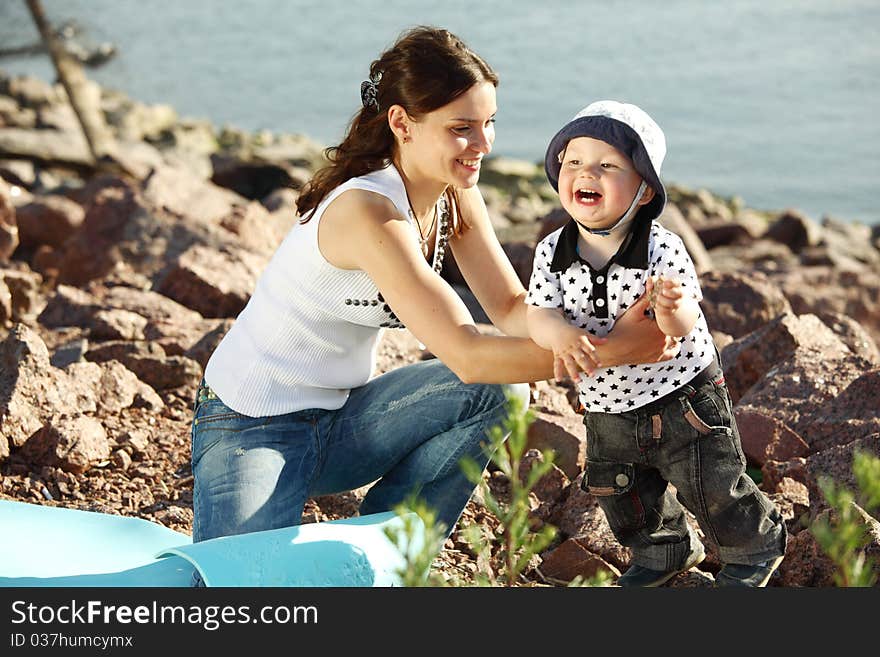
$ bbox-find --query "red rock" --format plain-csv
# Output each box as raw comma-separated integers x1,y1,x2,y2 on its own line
734,407,809,466
0,178,18,261
737,351,869,438
764,209,824,253
519,449,569,504
0,277,10,324
548,477,631,570
722,313,852,403
2,267,42,323
19,414,110,474
539,537,620,583
155,244,266,318
56,177,138,284
762,457,808,493
90,308,148,340
15,195,85,248
805,435,880,514
526,408,585,479
798,370,880,452
0,324,98,456
777,527,835,587
142,164,245,226
700,271,791,340
771,266,880,348
814,312,880,365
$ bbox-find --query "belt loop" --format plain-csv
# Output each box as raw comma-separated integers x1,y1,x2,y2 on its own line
651,414,662,441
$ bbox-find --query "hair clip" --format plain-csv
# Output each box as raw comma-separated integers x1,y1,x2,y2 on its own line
360,70,383,111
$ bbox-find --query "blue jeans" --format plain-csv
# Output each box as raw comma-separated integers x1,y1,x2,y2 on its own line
191,358,529,542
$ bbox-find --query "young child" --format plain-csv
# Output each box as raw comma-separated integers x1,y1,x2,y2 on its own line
526,101,787,587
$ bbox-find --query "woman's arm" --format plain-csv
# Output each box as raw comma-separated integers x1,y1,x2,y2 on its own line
447,185,677,369
446,186,531,337
320,189,555,384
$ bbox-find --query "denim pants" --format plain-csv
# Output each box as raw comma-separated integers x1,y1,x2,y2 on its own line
581,365,787,571
190,358,529,543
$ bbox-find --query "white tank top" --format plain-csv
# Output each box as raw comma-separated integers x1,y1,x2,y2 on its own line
204,163,449,416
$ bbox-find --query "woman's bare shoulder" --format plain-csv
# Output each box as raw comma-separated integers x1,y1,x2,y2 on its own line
318,187,409,269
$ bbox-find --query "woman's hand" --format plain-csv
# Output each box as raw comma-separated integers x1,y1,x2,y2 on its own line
592,290,680,366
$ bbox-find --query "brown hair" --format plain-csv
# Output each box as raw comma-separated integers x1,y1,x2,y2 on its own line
296,26,498,235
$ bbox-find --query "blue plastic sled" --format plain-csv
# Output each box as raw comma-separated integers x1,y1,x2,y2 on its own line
0,500,423,587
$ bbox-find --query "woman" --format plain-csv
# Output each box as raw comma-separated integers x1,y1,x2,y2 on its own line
191,26,675,545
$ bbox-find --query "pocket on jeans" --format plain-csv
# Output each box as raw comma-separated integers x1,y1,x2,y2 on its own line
194,399,245,426
682,391,731,436
581,460,635,496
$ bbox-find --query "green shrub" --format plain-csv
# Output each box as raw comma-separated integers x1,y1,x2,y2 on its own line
387,393,613,586
811,451,880,587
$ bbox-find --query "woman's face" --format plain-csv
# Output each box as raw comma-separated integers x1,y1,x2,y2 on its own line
404,81,496,188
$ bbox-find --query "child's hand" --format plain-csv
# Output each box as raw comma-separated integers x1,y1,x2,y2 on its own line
550,326,602,381
646,275,685,318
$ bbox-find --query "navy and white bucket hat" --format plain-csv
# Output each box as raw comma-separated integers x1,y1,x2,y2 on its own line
544,100,667,223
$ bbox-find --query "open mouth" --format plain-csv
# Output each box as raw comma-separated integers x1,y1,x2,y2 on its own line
456,158,481,170
575,188,602,204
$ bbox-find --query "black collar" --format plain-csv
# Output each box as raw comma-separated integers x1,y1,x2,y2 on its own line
549,215,652,273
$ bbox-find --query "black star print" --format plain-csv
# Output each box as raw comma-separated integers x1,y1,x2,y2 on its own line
620,375,628,381
610,383,619,390
660,377,668,384
544,294,553,302
611,273,619,281
569,277,576,284
679,366,688,373
623,388,631,394
635,272,642,279
627,400,635,407
604,406,611,412
672,380,680,386
588,386,596,392
605,369,614,375
646,378,654,384
535,282,542,290
613,398,621,404
581,287,589,294
651,390,659,397
599,392,607,398
622,283,631,291
611,294,617,300
596,376,605,383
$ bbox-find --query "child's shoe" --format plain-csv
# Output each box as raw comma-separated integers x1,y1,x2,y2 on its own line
714,555,784,587
616,543,706,587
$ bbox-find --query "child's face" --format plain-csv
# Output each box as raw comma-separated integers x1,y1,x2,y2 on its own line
557,136,653,232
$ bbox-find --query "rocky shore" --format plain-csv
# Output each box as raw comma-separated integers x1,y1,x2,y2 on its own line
1,71,879,586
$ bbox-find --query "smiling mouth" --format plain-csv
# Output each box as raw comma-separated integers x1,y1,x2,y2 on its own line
457,158,481,168
575,188,602,203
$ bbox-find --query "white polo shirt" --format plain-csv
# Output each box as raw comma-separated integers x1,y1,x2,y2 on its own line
526,218,715,413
